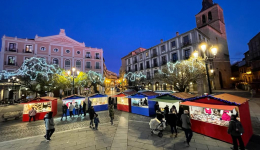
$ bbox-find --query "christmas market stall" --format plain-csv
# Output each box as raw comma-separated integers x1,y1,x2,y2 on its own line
180,93,253,145
62,95,86,115
170,92,196,100
128,91,159,116
88,94,108,112
21,97,57,122
149,94,182,116
112,93,131,112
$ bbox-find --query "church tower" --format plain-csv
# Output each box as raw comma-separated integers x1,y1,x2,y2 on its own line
195,0,231,89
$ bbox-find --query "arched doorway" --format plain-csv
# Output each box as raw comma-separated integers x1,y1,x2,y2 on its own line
163,84,167,90
148,83,152,90
219,71,224,89
155,82,159,91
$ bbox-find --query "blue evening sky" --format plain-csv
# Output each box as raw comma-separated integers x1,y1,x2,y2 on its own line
0,0,260,74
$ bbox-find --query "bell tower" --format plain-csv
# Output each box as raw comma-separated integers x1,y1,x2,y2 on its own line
195,0,226,38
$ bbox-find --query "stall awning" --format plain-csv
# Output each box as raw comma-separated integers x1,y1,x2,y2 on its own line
128,94,146,99
171,92,196,100
180,101,236,111
89,94,108,98
112,93,126,97
63,95,85,101
21,99,51,104
150,94,180,103
211,93,249,105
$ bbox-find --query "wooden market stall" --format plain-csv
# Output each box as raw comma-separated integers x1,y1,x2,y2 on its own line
149,94,182,116
21,97,57,122
62,95,86,115
112,93,131,112
180,93,253,145
128,91,159,116
88,94,108,112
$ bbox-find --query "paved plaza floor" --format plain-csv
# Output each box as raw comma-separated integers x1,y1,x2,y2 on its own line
0,90,260,150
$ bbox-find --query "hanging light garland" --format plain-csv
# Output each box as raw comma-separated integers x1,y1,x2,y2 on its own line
124,72,146,82
0,57,61,81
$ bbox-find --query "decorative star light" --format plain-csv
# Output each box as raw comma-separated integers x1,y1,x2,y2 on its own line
124,72,146,82
0,57,61,80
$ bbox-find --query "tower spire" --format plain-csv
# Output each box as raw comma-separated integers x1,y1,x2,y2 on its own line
201,0,214,12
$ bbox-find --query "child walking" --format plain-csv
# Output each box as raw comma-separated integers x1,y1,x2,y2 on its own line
94,114,100,130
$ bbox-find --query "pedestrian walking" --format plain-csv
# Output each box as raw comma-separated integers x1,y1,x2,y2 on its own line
178,105,184,128
168,109,178,138
89,106,96,128
69,102,74,117
61,103,68,121
154,102,160,114
156,110,164,122
109,104,114,125
44,112,55,141
228,115,245,150
83,101,87,116
75,102,79,116
181,110,193,147
164,105,169,125
78,104,82,116
94,114,100,130
29,107,37,122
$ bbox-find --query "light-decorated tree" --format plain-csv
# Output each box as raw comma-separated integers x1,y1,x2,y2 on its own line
86,70,105,94
154,57,206,92
124,71,146,91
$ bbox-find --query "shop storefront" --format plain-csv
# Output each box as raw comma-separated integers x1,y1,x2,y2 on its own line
128,91,159,116
88,94,108,112
149,94,181,116
180,93,253,145
112,93,131,112
21,97,57,122
62,95,86,115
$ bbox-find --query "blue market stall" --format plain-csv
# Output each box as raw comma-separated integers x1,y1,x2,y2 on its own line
88,94,108,112
62,95,86,116
128,91,159,116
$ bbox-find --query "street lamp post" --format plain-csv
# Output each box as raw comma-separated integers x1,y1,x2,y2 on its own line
67,67,79,95
194,43,217,94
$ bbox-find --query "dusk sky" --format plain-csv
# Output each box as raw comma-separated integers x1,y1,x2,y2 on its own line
1,0,260,74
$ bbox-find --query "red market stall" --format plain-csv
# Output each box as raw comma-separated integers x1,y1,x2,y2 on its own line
21,97,57,122
112,93,131,112
180,93,253,146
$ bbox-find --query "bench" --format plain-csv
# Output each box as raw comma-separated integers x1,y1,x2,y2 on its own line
2,111,23,121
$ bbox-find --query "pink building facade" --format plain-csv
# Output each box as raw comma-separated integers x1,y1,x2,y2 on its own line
0,29,104,74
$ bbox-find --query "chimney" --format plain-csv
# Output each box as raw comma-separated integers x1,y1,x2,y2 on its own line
176,32,179,36
160,39,163,43
59,29,66,35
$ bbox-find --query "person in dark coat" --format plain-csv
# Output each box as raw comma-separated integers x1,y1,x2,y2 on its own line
61,103,68,121
83,101,87,116
156,110,164,122
168,109,178,138
154,102,160,114
89,106,96,128
79,104,82,116
228,115,245,150
108,97,112,105
164,105,169,125
178,105,184,127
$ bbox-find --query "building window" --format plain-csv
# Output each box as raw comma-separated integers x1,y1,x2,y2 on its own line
208,11,212,21
185,49,191,59
40,47,46,51
9,43,17,51
8,56,15,65
95,53,100,59
183,36,189,43
76,60,81,69
161,45,166,53
86,52,91,58
146,61,150,68
135,65,137,71
147,72,151,79
140,54,142,60
153,49,157,57
53,48,59,52
202,15,206,24
96,62,100,69
172,53,178,62
53,58,59,65
25,45,33,53
86,62,91,68
134,57,137,63
162,56,167,65
77,51,80,54
171,41,176,48
128,67,131,72
128,59,130,64
153,59,158,67
146,52,149,57
140,63,143,70
66,49,70,53
65,59,70,68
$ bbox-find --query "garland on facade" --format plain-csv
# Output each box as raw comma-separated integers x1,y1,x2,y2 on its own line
124,72,146,82
0,57,61,80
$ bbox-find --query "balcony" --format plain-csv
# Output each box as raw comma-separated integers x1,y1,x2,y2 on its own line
94,56,100,59
5,61,18,66
6,47,18,52
85,66,92,69
85,55,92,58
23,49,34,54
146,65,150,69
181,39,191,48
95,66,101,69
152,53,158,58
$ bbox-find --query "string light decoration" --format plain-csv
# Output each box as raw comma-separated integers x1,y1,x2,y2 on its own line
87,70,105,83
124,72,146,82
0,57,61,80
